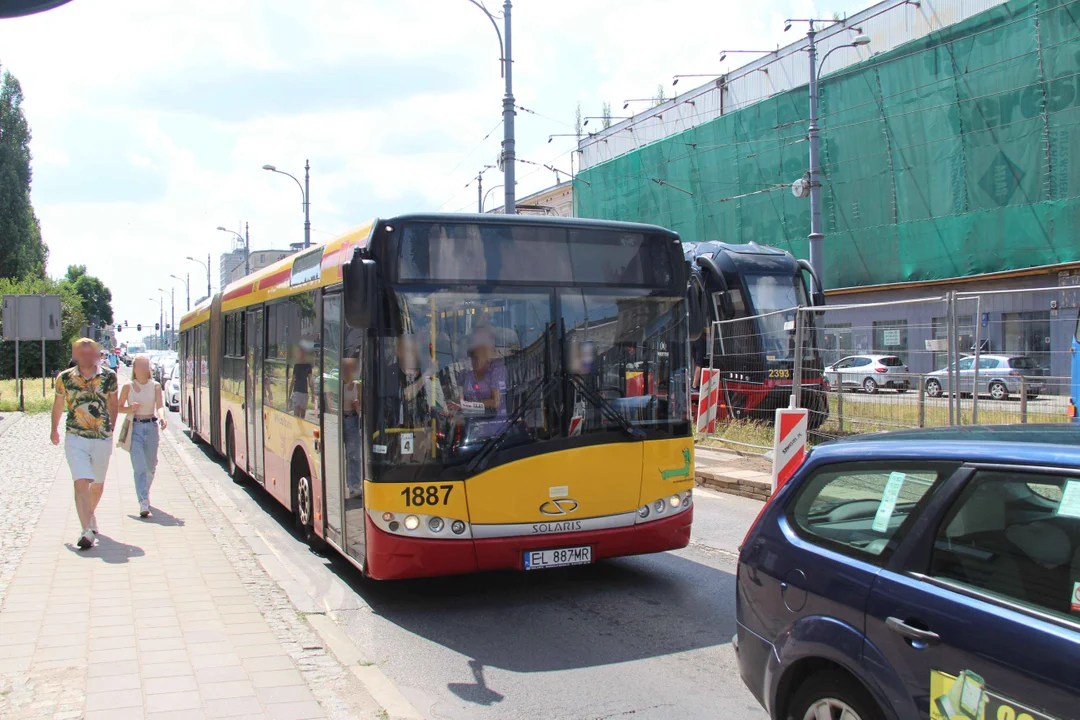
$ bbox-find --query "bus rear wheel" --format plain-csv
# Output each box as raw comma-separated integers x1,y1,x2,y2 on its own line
225,419,243,484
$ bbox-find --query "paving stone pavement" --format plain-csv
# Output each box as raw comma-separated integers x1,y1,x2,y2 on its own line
0,413,384,720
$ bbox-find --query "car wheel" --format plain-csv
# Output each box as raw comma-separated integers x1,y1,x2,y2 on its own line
926,379,942,398
787,670,884,720
989,381,1008,401
862,377,878,394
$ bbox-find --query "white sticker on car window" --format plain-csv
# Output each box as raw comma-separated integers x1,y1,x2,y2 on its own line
373,444,387,455
872,472,906,533
1056,480,1080,519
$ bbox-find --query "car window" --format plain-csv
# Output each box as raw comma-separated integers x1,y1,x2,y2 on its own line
852,357,872,368
790,462,957,561
977,358,999,369
958,357,975,371
1008,357,1038,370
880,356,903,367
930,471,1080,622
834,358,851,369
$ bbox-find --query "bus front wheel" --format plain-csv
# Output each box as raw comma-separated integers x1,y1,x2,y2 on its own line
292,457,325,552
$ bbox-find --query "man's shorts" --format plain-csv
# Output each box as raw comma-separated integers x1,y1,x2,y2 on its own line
64,434,112,484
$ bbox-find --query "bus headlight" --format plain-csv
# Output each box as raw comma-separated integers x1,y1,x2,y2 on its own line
654,498,666,514
669,494,682,509
382,512,394,523
684,489,693,506
451,520,466,535
404,515,420,531
637,505,650,519
428,517,445,533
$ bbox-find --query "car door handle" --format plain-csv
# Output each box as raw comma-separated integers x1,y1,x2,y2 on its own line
886,617,940,646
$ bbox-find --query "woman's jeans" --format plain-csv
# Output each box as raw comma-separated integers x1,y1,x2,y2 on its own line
130,420,159,507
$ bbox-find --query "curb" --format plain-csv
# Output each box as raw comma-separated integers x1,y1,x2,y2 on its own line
163,428,426,720
695,470,771,501
0,411,25,438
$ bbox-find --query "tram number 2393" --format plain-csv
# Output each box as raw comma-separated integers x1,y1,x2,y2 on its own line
767,368,792,379
401,485,454,507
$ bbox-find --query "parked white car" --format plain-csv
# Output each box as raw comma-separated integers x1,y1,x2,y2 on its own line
165,364,181,411
825,354,911,394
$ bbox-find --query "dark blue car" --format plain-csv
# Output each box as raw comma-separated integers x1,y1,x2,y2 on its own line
736,425,1080,720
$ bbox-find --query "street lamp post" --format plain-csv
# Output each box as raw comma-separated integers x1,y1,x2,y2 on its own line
217,224,250,276
466,0,515,215
158,287,174,349
785,19,870,293
170,273,190,312
262,163,311,248
186,255,210,301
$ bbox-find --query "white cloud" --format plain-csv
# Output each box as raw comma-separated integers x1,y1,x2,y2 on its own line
0,0,865,329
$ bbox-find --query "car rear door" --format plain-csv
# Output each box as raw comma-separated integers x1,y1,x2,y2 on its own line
865,465,1080,719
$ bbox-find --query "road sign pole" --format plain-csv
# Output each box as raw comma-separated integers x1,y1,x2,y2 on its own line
15,337,21,411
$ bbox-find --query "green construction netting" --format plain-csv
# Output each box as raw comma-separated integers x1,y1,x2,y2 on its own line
574,0,1080,290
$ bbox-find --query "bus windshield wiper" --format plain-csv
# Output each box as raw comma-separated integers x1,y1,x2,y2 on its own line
464,374,555,474
569,374,646,441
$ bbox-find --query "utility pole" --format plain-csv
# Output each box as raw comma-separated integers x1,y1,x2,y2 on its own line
806,20,824,295
303,160,311,248
501,1,516,215
477,170,483,213
206,253,211,298
245,222,250,275
170,286,175,350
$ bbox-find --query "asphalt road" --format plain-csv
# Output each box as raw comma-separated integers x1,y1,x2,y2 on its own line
164,406,768,720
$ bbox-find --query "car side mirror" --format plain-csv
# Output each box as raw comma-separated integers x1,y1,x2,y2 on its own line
343,254,378,329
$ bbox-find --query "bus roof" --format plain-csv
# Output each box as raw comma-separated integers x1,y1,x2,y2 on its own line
180,221,374,331
179,213,683,332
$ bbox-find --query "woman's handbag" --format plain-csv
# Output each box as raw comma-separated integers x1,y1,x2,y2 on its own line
117,415,133,452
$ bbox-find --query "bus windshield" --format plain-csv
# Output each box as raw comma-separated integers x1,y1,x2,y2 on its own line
743,273,808,361
371,287,689,482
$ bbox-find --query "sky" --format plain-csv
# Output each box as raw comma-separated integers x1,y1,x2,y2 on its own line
0,0,865,336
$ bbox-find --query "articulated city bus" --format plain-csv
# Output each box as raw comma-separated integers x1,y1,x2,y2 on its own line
179,214,694,579
685,241,829,428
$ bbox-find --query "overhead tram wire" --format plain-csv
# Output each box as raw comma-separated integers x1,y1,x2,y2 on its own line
438,120,505,210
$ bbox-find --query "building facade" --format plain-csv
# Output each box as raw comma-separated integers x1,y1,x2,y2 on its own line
490,181,573,216
574,0,1080,381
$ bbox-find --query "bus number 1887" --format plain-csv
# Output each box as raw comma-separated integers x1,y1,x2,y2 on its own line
401,485,454,507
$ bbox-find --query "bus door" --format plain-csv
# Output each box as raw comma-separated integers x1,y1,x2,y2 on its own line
320,293,345,546
246,307,265,482
341,323,367,565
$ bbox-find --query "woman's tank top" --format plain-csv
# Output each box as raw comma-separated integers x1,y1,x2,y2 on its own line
129,380,158,417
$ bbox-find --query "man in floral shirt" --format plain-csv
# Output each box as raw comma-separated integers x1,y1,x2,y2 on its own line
50,337,119,549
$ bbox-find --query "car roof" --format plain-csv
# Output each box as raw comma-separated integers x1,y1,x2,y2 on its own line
838,354,898,360
809,425,1080,469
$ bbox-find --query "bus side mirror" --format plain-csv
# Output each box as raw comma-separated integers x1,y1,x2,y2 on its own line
796,258,826,307
344,256,378,329
686,269,707,342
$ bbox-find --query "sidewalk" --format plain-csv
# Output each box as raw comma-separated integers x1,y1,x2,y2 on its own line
694,445,772,501
0,414,384,720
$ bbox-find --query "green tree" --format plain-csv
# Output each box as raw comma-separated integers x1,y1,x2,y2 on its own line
0,68,47,280
601,102,613,129
575,101,583,137
62,264,114,325
654,84,667,107
0,274,86,379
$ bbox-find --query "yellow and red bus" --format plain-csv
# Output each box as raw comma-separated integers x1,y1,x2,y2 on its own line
179,213,694,579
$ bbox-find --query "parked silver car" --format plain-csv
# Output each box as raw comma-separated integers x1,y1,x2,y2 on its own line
924,354,1044,400
825,354,910,394
165,364,181,411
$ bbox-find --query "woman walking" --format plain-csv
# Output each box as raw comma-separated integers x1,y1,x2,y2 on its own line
118,355,167,517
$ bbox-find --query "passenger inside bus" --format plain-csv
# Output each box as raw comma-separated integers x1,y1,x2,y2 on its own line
342,357,362,498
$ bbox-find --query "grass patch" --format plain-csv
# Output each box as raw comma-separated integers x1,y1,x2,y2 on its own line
699,389,1069,452
0,377,54,413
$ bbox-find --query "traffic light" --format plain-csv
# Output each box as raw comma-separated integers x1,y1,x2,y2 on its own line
137,324,142,332
116,325,121,333
155,323,160,331
124,320,129,327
